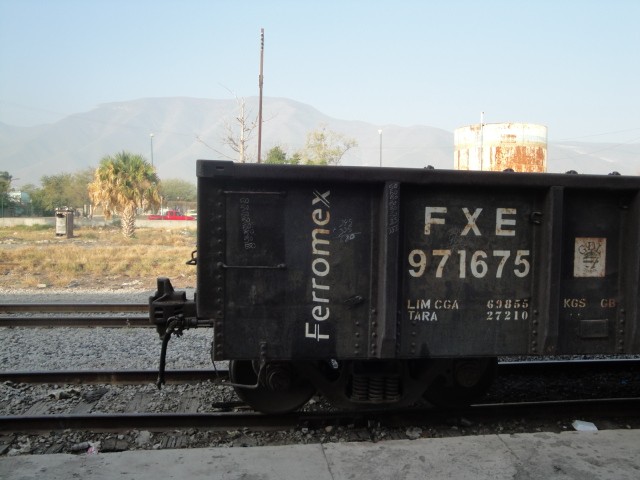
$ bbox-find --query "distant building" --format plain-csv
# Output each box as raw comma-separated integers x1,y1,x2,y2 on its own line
454,122,547,172
5,190,31,216
9,190,31,204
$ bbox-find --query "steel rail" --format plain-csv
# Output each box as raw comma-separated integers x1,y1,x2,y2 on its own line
0,369,228,385
1,398,639,433
0,303,148,313
497,358,640,374
1,359,638,385
0,316,151,328
0,411,301,432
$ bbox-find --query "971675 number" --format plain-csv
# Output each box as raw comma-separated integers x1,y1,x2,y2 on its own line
408,249,531,279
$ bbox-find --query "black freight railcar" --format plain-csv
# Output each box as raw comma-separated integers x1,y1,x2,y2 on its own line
150,160,640,413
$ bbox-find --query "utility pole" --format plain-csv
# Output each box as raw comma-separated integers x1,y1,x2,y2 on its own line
480,112,484,171
257,28,265,163
150,133,154,167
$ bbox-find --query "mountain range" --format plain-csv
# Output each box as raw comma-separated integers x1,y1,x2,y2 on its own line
1,96,638,187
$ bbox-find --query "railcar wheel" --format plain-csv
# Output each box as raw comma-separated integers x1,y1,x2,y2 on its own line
423,357,497,408
229,360,316,414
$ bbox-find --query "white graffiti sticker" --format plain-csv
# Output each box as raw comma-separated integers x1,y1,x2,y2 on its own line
573,237,606,277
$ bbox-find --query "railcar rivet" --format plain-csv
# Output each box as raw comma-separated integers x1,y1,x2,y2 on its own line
532,330,537,335
355,332,360,337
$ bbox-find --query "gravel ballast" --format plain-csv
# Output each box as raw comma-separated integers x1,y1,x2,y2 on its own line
1,287,639,457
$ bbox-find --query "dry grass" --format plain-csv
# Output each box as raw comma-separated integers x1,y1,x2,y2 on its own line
0,225,197,290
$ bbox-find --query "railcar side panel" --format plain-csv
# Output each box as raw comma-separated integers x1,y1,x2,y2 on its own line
196,160,640,362
198,172,378,360
399,186,540,356
557,189,637,354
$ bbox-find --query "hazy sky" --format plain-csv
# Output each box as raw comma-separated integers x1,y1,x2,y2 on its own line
1,0,639,144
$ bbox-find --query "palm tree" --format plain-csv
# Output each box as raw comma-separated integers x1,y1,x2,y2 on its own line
88,151,161,238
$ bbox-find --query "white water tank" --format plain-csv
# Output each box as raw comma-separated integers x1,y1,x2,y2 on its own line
454,122,547,172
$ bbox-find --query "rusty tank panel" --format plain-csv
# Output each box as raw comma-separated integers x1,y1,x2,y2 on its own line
455,123,547,173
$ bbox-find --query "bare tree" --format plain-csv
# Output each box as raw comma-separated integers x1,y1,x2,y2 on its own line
197,83,284,163
222,95,258,163
196,91,259,163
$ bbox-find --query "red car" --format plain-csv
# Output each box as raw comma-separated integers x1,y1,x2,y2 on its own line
147,210,195,220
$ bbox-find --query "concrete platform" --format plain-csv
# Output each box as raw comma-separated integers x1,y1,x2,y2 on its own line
2,430,639,480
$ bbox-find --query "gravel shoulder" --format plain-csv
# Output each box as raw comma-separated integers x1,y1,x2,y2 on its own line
2,287,639,457
0,287,207,372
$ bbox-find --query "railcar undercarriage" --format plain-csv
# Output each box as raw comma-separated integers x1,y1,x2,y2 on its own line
150,278,496,414
226,357,497,414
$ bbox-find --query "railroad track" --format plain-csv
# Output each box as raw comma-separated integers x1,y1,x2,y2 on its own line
0,302,216,328
0,369,228,385
1,359,639,385
1,305,639,436
0,302,150,328
2,398,639,434
0,316,151,328
0,303,148,313
1,361,639,441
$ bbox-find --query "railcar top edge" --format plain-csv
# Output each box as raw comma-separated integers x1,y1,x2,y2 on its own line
196,159,639,189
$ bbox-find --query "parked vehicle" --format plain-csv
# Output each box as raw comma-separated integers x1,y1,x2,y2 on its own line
147,209,195,220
